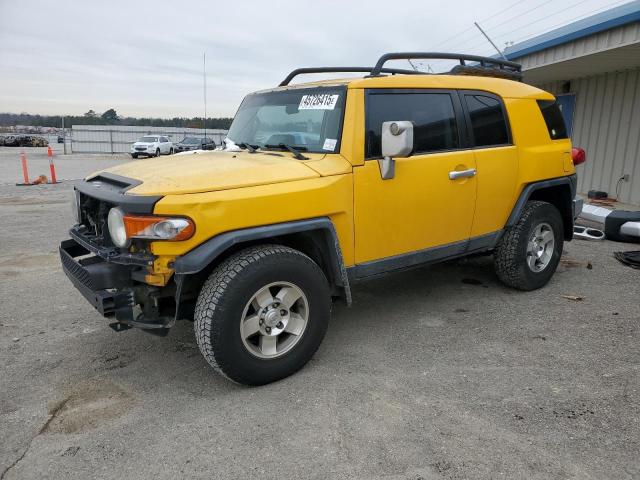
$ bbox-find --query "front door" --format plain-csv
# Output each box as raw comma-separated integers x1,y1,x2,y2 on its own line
353,90,477,274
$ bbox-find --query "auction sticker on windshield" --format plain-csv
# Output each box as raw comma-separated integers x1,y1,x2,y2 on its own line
299,94,339,110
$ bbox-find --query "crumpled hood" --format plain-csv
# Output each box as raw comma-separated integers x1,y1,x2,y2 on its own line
96,150,327,195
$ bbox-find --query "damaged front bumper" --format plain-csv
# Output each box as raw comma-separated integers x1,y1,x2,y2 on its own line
60,234,176,332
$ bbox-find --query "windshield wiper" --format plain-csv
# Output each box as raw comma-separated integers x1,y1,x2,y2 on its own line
264,143,309,160
236,142,257,153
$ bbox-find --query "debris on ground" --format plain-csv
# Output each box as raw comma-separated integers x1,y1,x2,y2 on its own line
561,295,584,301
613,251,640,270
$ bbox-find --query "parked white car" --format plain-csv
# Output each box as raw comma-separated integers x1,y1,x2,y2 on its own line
130,135,173,158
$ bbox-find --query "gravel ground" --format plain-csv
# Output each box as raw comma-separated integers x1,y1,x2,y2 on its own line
0,150,639,479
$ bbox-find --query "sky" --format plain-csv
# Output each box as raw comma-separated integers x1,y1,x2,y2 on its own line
0,0,628,118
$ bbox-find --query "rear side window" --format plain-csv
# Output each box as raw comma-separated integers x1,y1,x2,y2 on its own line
366,92,459,158
464,94,509,147
537,100,568,139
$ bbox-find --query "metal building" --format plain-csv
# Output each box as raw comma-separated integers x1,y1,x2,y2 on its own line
504,1,640,205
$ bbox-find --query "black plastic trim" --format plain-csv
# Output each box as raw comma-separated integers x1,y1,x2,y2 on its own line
173,217,352,303
74,172,162,214
506,176,574,228
59,239,135,319
349,231,501,280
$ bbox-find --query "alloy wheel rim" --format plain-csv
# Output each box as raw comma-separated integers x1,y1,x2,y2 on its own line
526,222,555,272
240,281,309,359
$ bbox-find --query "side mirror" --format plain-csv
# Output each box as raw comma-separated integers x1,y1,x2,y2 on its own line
379,121,413,180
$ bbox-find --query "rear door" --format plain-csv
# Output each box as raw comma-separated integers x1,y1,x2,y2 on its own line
353,89,477,270
460,91,519,239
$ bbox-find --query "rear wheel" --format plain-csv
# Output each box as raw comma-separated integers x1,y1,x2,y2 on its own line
494,200,563,291
169,147,174,155
194,245,330,385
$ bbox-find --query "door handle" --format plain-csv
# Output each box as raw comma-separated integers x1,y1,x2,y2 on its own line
449,168,477,180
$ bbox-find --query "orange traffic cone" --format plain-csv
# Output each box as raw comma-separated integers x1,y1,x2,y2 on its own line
47,145,53,157
17,151,32,186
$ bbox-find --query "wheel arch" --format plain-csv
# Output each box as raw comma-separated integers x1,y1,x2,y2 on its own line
506,175,576,240
173,218,352,314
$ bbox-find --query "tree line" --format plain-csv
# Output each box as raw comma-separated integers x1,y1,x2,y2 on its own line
0,109,233,129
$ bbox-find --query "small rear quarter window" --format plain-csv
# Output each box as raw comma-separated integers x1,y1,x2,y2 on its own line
537,100,568,140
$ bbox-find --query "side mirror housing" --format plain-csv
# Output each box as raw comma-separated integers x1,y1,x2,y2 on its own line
379,121,413,180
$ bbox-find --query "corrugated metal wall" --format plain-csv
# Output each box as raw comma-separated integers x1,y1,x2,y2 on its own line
540,67,640,205
70,125,227,154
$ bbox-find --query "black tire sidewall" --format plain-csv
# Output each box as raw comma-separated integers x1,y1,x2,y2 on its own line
516,203,564,289
206,251,330,385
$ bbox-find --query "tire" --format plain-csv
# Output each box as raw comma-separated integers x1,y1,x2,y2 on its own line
494,200,564,291
194,245,330,385
169,148,174,155
131,153,138,159
155,149,160,157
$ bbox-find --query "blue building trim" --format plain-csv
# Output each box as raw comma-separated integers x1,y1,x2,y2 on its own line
504,1,640,60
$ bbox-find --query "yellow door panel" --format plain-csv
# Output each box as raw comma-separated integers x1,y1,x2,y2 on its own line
354,151,477,264
470,146,519,237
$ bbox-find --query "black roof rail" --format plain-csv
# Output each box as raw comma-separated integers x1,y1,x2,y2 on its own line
279,66,420,86
370,52,522,79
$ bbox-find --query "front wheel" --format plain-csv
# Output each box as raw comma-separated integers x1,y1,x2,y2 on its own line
155,148,160,157
494,200,564,291
131,153,138,159
194,245,330,385
169,148,174,155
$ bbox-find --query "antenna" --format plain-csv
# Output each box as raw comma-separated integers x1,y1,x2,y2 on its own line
474,22,508,61
203,51,207,141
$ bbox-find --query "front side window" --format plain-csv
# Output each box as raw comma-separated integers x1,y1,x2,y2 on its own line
464,94,509,147
227,87,346,153
366,92,459,159
537,100,568,140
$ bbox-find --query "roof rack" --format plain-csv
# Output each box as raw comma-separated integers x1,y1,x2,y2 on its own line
279,66,421,86
279,52,523,86
370,52,522,81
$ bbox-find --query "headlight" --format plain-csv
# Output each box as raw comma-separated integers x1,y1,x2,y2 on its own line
108,207,128,247
71,189,81,224
107,207,195,247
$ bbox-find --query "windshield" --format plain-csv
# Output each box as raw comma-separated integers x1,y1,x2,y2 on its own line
227,87,345,153
139,136,158,142
181,137,200,144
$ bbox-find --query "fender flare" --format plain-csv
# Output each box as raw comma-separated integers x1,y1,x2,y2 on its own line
173,217,352,305
505,175,576,239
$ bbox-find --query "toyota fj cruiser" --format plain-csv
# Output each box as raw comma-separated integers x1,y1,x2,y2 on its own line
61,53,584,385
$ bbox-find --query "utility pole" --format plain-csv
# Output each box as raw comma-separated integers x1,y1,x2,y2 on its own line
61,116,66,154
203,52,207,141
474,22,508,61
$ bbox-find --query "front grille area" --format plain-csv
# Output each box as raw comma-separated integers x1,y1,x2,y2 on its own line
77,191,114,248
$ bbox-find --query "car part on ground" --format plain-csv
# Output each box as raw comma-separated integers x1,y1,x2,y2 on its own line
579,204,640,243
613,250,640,269
573,225,605,241
588,190,608,199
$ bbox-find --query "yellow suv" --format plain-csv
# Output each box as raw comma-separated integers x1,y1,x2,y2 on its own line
60,53,584,385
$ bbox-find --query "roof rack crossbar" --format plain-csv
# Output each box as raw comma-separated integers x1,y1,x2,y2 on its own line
370,52,521,77
279,66,420,86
